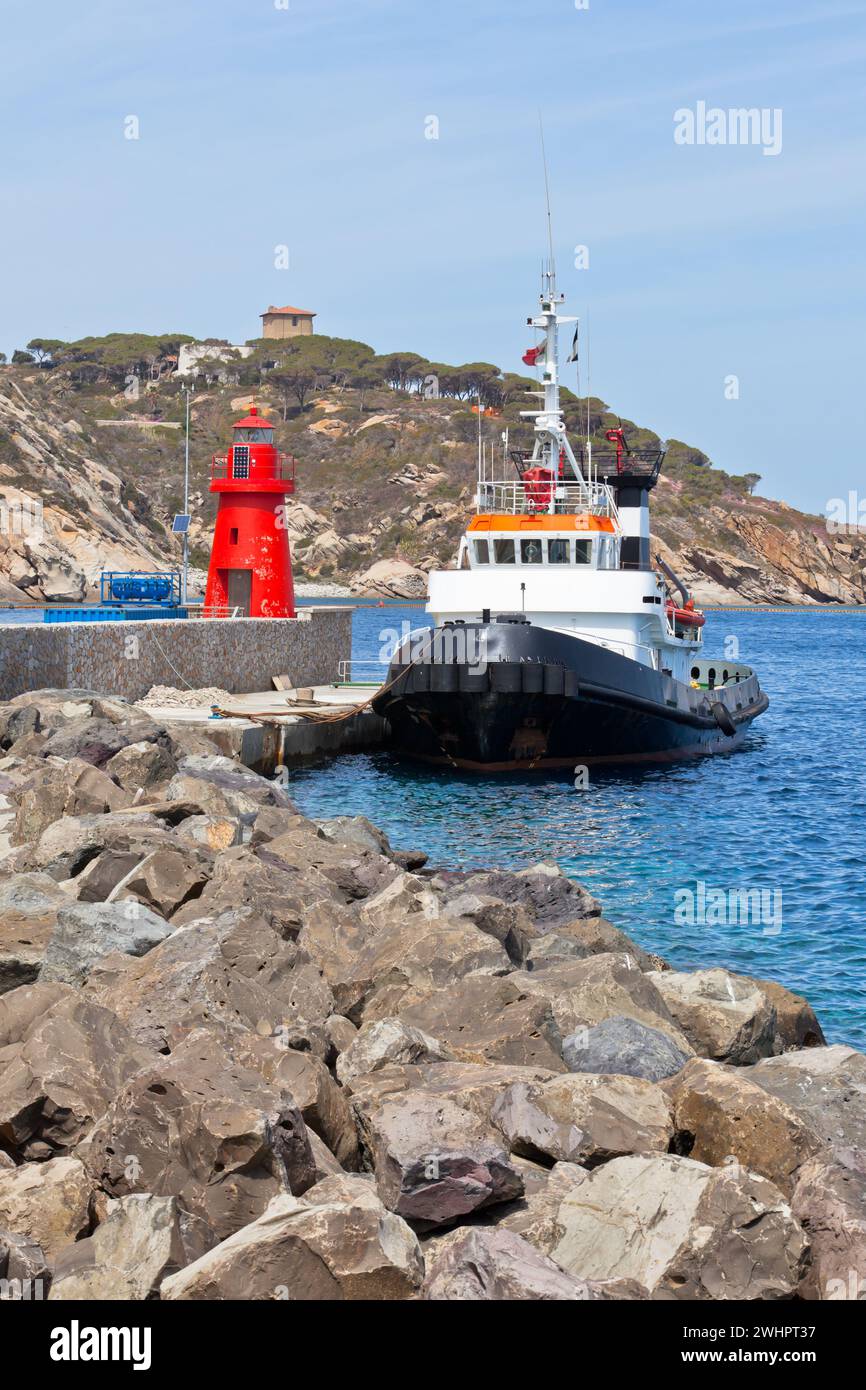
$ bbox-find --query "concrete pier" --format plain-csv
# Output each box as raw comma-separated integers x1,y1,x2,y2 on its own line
140,684,389,773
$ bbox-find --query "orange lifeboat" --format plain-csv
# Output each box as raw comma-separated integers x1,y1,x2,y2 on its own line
666,599,705,630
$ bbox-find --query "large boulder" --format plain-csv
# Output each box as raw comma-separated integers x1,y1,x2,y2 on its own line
0,994,152,1159
299,880,511,1024
40,900,174,986
790,1158,866,1300
12,810,189,882
646,967,777,1064
748,1046,866,1169
171,846,333,940
78,1030,318,1246
161,1176,423,1301
666,1058,823,1196
0,873,70,994
105,741,178,796
336,1018,453,1086
522,954,692,1053
39,715,163,767
351,558,428,600
346,1060,560,1126
440,892,537,967
0,1229,51,1298
259,818,400,904
0,981,73,1046
10,759,133,845
526,916,662,973
224,1032,358,1169
516,1153,808,1299
355,1089,524,1228
112,847,212,920
48,1194,204,1300
314,815,427,872
747,977,826,1051
165,755,298,822
563,1014,691,1081
396,975,565,1072
422,1226,626,1301
438,862,600,932
491,1073,673,1166
83,908,325,1056
0,1157,93,1259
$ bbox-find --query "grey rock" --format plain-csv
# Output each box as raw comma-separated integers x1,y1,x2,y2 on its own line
40,901,174,986
563,1014,692,1081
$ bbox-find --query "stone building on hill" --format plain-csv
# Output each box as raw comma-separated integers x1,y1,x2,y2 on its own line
260,305,317,340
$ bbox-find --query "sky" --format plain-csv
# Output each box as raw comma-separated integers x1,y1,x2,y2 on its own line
1,0,865,514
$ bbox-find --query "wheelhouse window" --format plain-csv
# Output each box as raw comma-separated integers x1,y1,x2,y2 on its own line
548,539,570,564
473,539,490,564
574,539,593,564
520,538,543,564
493,538,515,563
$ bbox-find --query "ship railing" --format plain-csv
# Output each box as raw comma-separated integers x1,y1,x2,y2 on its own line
210,453,296,482
335,659,387,686
476,479,618,518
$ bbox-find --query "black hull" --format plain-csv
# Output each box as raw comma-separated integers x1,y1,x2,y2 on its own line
373,619,769,772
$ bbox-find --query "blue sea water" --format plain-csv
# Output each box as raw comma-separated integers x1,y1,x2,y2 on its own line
290,605,866,1049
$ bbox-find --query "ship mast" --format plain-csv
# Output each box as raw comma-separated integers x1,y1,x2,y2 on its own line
519,266,586,490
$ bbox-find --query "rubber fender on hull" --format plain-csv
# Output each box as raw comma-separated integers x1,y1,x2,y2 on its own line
711,701,737,737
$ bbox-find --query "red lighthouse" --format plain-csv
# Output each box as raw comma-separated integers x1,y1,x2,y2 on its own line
204,405,296,618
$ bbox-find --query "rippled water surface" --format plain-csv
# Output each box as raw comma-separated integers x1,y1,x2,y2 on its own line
290,607,866,1048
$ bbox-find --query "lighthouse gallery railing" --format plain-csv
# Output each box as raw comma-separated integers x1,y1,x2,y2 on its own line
210,453,296,483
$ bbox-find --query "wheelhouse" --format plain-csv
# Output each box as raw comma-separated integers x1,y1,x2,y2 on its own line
458,513,620,572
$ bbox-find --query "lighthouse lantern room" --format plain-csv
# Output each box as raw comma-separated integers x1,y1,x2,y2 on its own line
204,404,296,618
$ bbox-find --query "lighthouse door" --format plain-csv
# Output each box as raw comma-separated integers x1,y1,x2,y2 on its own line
226,568,252,616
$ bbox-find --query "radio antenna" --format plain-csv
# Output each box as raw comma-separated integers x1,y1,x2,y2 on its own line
538,112,555,283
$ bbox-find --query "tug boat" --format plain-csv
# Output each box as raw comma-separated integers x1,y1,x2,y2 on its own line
374,268,769,770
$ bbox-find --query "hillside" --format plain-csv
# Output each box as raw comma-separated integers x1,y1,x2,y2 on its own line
0,334,863,606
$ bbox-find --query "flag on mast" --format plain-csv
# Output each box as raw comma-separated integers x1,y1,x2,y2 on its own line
521,345,543,367
566,324,579,363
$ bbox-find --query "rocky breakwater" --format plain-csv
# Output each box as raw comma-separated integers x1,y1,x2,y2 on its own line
0,688,863,1301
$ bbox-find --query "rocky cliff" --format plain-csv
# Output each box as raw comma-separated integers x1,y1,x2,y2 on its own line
1,363,863,606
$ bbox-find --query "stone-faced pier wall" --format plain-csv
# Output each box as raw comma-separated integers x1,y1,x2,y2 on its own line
0,607,351,702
